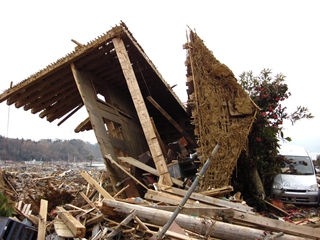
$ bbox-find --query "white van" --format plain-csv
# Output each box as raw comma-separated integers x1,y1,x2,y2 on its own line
271,145,320,205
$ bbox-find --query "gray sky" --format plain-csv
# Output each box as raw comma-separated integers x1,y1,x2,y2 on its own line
1,1,319,156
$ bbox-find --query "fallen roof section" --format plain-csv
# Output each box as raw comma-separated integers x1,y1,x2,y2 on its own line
0,21,193,145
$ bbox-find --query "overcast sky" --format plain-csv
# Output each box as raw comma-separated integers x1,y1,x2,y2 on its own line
1,1,319,156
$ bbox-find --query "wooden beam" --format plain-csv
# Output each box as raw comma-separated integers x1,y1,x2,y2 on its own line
54,219,76,238
152,205,234,219
105,155,148,190
146,96,196,146
71,63,125,194
58,103,83,126
106,209,136,239
80,170,114,200
37,199,48,240
150,117,168,159
162,187,254,214
102,199,302,240
233,211,320,239
85,213,104,227
112,37,172,187
118,156,183,187
56,206,86,238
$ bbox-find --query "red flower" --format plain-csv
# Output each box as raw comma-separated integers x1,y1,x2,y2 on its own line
275,97,280,101
261,112,266,117
256,137,262,142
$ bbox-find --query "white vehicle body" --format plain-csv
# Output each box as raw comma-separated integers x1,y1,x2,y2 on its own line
271,145,319,205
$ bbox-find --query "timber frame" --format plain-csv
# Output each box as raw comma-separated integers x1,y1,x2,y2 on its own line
0,21,195,196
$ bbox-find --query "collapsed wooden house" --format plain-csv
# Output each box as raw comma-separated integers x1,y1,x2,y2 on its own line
0,21,198,197
1,22,320,239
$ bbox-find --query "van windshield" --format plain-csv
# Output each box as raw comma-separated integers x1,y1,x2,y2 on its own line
280,155,314,175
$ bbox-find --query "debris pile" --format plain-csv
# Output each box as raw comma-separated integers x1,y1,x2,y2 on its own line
0,22,319,239
1,163,320,239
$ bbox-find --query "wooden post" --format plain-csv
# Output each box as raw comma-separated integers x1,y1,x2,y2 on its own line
37,199,48,240
147,96,195,146
70,63,124,194
112,37,172,187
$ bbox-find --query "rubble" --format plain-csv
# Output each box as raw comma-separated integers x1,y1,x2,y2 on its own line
0,21,319,239
1,162,320,239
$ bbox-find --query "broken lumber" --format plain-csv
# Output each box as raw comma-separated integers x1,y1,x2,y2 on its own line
152,205,233,219
101,199,305,240
118,156,184,187
106,209,136,239
113,37,173,187
80,170,114,200
54,218,75,238
233,211,320,239
105,154,149,190
37,199,48,240
55,206,86,238
146,96,196,146
162,187,254,213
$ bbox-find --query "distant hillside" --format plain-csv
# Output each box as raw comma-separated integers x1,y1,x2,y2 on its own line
0,135,102,162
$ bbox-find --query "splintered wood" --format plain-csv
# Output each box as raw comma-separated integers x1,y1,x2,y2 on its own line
184,30,259,190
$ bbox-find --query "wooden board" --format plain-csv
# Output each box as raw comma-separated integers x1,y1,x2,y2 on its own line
233,211,320,239
71,63,122,191
56,206,86,238
112,37,172,187
54,219,76,238
37,199,48,240
118,156,183,187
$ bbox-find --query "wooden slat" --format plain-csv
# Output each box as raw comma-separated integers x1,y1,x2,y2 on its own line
105,155,148,190
147,96,195,146
164,187,254,214
118,156,183,187
80,170,114,200
112,37,172,187
106,209,136,239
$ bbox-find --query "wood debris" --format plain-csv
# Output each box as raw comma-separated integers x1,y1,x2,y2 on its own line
0,22,319,240
1,166,320,240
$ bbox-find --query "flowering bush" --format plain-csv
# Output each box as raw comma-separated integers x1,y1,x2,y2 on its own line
232,69,313,207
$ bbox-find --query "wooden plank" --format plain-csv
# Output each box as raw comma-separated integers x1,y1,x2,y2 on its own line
150,117,168,159
144,189,208,207
200,185,234,196
147,96,195,146
102,199,303,240
164,187,254,214
118,156,183,187
37,199,48,240
152,205,234,218
54,219,75,238
112,37,172,187
55,206,86,238
80,192,98,209
80,170,114,200
233,211,320,239
71,63,125,194
85,213,104,227
105,155,148,190
106,209,136,239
